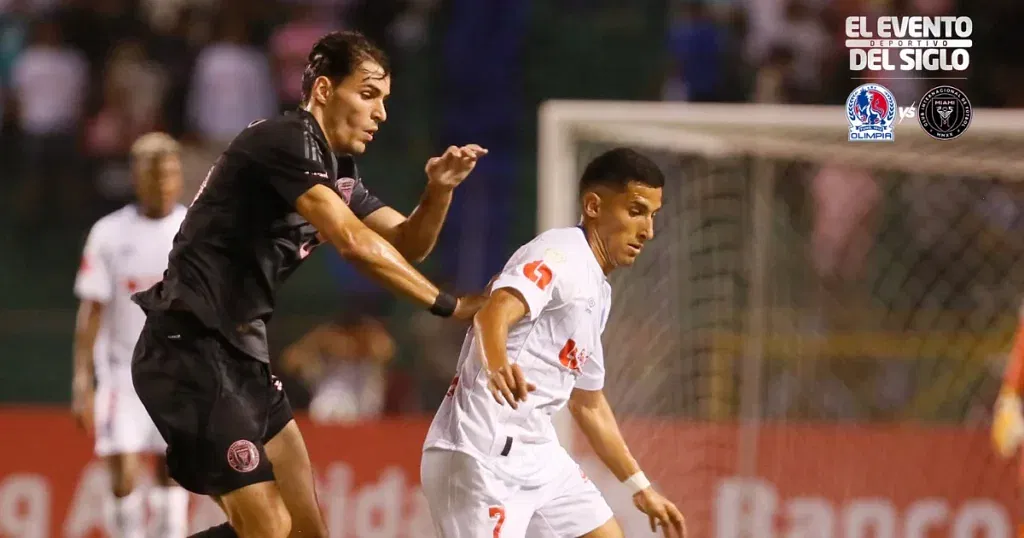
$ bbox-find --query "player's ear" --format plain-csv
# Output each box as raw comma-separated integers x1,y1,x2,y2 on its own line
581,190,601,219
313,76,333,105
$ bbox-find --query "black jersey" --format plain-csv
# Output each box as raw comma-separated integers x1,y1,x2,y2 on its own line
132,110,385,362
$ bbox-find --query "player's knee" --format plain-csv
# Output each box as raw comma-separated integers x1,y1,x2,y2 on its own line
287,515,327,538
106,454,140,496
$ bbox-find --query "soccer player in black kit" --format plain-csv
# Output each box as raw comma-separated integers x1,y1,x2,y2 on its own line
130,31,488,538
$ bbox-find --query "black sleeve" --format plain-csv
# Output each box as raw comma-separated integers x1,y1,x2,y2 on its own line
349,178,386,219
336,156,386,219
246,121,332,207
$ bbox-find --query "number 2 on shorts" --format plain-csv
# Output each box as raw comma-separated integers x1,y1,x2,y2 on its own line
488,505,506,537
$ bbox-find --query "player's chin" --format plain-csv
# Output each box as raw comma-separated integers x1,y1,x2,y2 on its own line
347,139,368,154
616,250,641,267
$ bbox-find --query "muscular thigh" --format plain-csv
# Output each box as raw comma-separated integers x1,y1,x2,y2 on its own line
264,419,326,538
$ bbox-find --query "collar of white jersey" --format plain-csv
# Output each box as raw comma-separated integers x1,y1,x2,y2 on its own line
574,225,608,280
131,203,186,222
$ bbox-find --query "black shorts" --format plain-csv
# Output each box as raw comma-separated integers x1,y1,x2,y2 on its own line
131,310,293,496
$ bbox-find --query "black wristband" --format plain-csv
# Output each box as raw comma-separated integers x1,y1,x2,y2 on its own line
430,291,458,318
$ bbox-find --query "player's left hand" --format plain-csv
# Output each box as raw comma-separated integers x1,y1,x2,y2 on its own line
633,488,686,538
425,144,488,190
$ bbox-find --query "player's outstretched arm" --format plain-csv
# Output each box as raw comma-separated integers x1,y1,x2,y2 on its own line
72,300,104,432
474,288,537,408
296,184,483,319
363,144,487,262
568,388,686,537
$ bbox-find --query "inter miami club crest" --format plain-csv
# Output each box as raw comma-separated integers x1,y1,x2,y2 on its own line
918,85,972,141
847,83,897,142
336,177,355,204
227,440,260,473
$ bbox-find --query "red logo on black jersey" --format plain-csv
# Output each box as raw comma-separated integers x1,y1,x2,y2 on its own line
336,177,356,204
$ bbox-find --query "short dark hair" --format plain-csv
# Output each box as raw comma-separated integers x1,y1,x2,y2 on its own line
300,31,390,105
578,148,665,197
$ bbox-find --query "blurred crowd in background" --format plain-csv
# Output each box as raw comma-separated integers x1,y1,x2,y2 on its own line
1,0,1023,422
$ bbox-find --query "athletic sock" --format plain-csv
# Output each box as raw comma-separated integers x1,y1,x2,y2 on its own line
148,486,191,538
106,490,146,538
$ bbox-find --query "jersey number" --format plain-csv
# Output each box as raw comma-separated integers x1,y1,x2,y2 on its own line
523,260,553,290
488,506,506,537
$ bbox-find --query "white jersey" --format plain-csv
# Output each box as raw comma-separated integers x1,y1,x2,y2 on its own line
74,205,187,385
424,226,611,486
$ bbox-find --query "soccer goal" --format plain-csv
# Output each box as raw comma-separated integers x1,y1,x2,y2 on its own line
539,100,1024,537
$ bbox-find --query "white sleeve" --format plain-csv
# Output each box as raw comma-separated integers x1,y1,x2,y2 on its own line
575,345,605,391
491,238,570,321
74,222,113,303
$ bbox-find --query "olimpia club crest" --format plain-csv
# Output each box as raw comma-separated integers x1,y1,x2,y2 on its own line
847,83,898,142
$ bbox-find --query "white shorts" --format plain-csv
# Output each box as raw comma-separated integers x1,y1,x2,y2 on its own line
94,378,166,457
420,448,614,538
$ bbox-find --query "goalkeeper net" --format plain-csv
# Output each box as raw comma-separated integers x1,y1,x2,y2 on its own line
539,101,1024,537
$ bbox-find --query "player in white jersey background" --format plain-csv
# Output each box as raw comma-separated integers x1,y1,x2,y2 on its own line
422,148,685,538
72,133,191,538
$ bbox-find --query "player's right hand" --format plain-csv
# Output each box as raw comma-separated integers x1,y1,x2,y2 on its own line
486,363,536,409
992,390,1024,458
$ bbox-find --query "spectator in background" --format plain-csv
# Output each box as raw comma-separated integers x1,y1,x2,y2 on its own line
753,44,797,103
84,39,168,205
12,17,88,223
280,309,398,424
664,1,724,102
772,0,828,101
186,13,275,148
268,3,337,112
147,6,199,139
0,0,28,132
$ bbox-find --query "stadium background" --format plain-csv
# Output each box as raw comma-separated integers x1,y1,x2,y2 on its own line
2,0,1024,536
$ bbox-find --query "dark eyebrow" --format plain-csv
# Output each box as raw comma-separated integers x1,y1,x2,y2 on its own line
630,199,652,210
359,83,390,99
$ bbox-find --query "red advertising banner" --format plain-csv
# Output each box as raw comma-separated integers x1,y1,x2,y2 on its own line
0,409,1018,537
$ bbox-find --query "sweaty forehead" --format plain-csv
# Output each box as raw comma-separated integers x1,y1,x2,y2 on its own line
625,182,663,210
358,61,389,83
338,61,390,90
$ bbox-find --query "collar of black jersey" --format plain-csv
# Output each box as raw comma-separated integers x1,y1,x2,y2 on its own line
291,108,358,178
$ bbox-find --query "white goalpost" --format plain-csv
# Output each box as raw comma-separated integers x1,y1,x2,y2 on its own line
538,100,1024,536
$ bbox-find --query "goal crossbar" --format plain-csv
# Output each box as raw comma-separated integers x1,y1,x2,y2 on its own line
538,100,1024,232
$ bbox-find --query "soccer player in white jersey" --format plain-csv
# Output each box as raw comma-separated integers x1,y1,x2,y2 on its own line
72,133,191,538
422,148,686,538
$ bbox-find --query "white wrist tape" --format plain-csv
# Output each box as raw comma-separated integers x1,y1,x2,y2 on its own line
623,471,651,494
